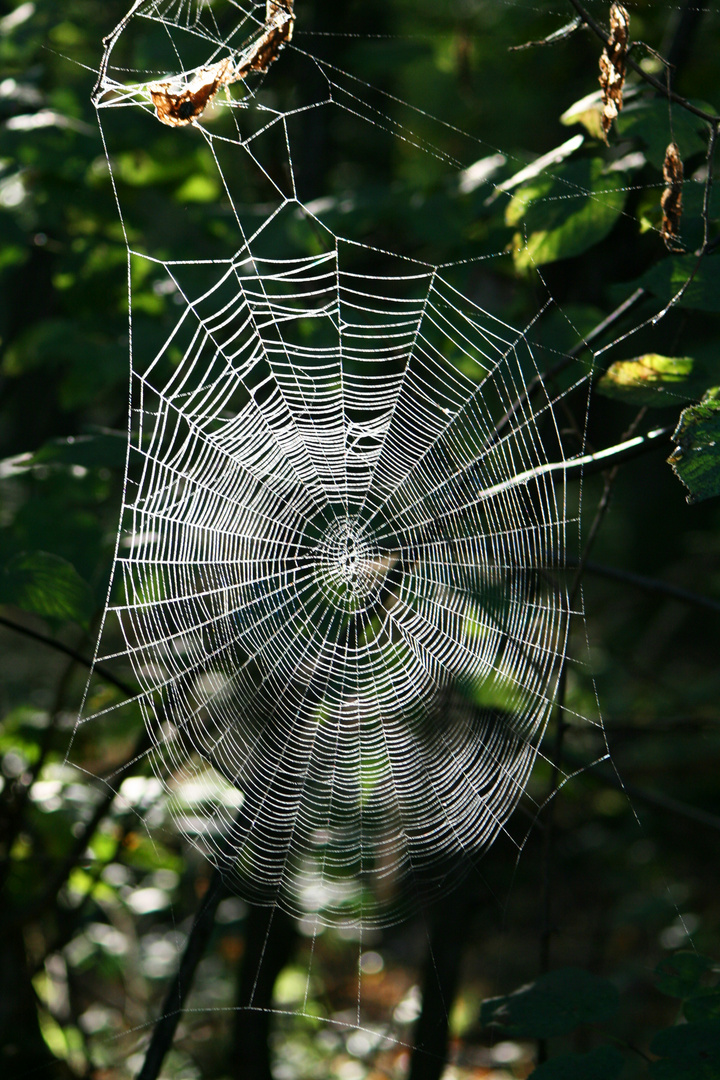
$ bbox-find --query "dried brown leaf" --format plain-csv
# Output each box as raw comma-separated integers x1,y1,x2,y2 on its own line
599,3,630,140
235,0,295,79
151,0,294,128
661,141,684,250
150,58,234,127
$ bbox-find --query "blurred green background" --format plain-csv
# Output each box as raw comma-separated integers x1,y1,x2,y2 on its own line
1,1,720,1078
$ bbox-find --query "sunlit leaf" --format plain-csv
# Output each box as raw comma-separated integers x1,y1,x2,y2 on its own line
506,157,626,272
560,88,638,141
174,173,222,203
667,389,720,503
497,135,584,196
597,354,698,407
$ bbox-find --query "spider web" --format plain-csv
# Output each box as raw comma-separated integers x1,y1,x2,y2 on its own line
69,0,606,935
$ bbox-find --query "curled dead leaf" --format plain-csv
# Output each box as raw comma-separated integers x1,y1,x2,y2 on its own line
150,58,234,127
661,141,684,251
150,0,294,128
599,3,630,140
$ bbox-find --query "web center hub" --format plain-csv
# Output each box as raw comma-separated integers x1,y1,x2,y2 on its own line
300,511,397,613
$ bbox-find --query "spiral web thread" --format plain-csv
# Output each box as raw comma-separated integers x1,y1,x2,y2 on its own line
70,0,603,930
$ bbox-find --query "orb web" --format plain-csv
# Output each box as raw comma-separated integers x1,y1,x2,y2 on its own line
72,0,588,928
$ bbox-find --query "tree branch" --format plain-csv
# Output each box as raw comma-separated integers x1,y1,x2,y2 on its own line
493,287,647,444
137,870,228,1080
573,559,720,616
566,0,720,124
0,613,135,698
575,758,720,833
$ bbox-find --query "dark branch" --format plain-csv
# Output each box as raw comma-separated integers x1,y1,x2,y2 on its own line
16,726,153,925
493,287,648,444
0,613,136,698
137,871,228,1080
566,0,720,124
573,559,720,616
576,759,720,833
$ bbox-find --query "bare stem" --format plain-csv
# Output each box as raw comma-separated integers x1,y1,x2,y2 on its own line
136,872,227,1080
493,288,647,444
573,560,720,616
0,614,135,697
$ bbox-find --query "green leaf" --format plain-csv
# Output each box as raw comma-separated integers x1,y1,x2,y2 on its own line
528,1046,625,1080
650,1020,720,1080
597,354,699,407
2,318,127,408
639,256,720,313
3,319,91,376
615,98,708,171
28,430,128,470
667,389,720,504
479,967,619,1038
0,551,92,627
560,89,611,141
685,992,720,1024
497,135,585,197
174,173,222,203
506,157,626,272
655,953,713,998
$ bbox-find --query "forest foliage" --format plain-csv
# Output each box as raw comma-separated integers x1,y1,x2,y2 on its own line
1,1,720,1078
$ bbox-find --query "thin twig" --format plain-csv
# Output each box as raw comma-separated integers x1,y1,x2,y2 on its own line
0,614,135,697
510,16,583,52
17,727,152,925
568,755,720,833
30,820,136,970
0,652,78,894
0,615,144,907
572,559,720,616
701,120,718,253
493,288,647,443
0,609,152,920
508,424,673,494
136,870,227,1080
603,717,720,735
